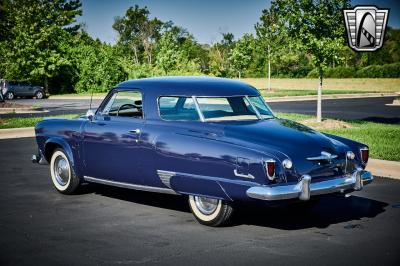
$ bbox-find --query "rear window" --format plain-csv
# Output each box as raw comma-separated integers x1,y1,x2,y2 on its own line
196,97,259,121
158,95,274,122
159,97,200,121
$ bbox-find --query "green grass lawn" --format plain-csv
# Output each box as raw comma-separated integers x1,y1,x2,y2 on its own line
276,112,400,162
243,78,400,93
261,89,377,98
0,114,80,129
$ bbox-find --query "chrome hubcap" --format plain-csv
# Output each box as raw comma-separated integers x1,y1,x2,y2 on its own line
53,156,70,186
194,196,219,215
37,92,43,98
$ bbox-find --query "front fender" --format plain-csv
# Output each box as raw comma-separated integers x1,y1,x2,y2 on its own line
44,137,81,177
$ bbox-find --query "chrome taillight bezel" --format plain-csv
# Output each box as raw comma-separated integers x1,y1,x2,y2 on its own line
265,159,276,181
360,147,369,164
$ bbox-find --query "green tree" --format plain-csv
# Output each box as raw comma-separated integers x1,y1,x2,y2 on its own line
275,0,350,121
208,33,235,77
229,34,253,79
155,31,200,75
255,6,285,89
113,5,163,65
71,33,127,93
1,0,82,92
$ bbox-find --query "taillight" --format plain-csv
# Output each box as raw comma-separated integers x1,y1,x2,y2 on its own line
360,148,369,164
265,159,276,180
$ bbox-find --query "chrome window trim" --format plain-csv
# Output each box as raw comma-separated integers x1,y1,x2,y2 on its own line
192,96,205,122
83,176,179,195
97,88,145,120
157,95,202,122
156,94,276,123
245,95,262,119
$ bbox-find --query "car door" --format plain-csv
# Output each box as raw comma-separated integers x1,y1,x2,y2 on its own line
82,89,145,184
18,82,30,96
25,83,35,97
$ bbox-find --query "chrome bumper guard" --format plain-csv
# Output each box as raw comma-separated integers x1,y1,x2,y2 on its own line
246,169,373,201
31,150,47,165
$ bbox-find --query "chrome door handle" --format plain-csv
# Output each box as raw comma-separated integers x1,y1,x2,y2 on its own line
129,129,141,134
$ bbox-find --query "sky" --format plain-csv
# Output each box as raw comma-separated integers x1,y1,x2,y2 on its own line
76,0,400,44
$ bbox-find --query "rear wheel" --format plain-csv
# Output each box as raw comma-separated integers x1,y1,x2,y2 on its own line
6,91,14,100
35,90,44,99
188,195,234,226
50,148,80,194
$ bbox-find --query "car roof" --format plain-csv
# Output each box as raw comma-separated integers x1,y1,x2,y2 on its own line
116,76,260,97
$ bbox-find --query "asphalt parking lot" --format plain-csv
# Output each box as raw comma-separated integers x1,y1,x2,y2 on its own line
0,138,399,265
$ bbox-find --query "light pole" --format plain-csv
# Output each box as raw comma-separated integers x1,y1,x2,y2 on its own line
267,45,271,91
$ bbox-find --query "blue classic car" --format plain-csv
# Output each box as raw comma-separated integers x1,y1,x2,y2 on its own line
32,77,373,226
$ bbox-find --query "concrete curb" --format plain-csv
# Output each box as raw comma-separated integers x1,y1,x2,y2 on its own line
366,159,400,180
0,127,35,139
49,95,105,100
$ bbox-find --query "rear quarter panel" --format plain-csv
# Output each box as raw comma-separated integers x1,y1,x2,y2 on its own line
143,120,270,201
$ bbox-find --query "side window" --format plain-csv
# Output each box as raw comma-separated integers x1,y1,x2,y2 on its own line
101,91,143,118
159,96,200,121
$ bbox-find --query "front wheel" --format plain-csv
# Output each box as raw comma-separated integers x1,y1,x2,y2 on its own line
50,148,80,194
188,195,234,226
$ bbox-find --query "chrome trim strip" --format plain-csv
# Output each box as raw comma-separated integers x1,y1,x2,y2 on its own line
245,95,262,119
192,96,205,122
307,151,338,161
157,170,176,188
83,176,179,195
233,169,255,179
246,169,373,201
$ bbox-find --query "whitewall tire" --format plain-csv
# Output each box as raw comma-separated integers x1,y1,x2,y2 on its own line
188,195,234,226
50,148,80,194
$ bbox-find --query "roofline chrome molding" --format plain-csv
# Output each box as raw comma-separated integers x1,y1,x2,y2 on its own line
245,95,262,119
83,176,179,195
246,169,373,201
192,96,205,122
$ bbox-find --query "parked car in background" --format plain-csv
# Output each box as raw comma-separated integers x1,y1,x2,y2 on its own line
32,77,373,226
1,80,45,100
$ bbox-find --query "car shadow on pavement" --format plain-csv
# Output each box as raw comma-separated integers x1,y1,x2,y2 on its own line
233,195,388,229
80,184,387,229
80,183,190,212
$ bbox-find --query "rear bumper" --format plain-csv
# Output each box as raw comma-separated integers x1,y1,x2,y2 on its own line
246,169,373,201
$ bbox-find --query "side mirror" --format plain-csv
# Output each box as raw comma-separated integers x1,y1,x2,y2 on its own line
85,109,96,121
